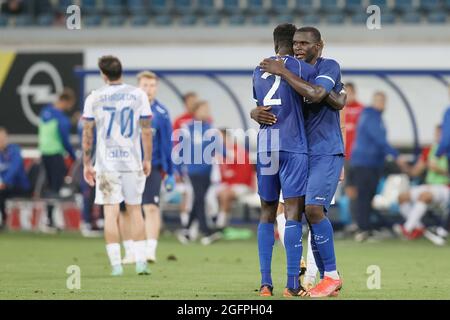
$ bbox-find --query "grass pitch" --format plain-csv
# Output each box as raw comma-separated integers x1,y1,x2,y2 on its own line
0,231,449,300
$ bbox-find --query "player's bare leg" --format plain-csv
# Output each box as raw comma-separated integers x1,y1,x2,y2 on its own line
119,208,135,264
104,204,123,276
126,204,151,275
143,204,160,262
276,202,286,246
305,205,342,298
282,197,307,297
216,187,236,229
258,199,278,297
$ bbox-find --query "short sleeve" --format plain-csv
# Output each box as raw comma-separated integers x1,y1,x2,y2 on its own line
139,90,152,119
82,94,95,120
315,59,341,93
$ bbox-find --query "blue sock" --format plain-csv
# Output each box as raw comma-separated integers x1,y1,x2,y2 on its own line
257,223,275,286
310,217,337,273
284,219,302,289
310,230,325,279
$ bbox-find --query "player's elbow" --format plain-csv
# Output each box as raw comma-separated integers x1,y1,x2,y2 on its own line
309,87,328,103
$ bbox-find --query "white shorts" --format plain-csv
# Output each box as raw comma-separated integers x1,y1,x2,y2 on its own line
410,184,450,207
95,171,146,205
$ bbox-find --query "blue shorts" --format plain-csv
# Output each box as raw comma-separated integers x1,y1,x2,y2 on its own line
142,165,163,205
257,151,308,202
306,154,344,211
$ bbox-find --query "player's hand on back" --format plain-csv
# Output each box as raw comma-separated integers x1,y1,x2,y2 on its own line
259,58,285,76
143,160,152,177
83,164,96,187
250,106,277,125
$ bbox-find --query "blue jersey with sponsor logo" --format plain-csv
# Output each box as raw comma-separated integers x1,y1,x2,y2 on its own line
304,57,344,156
151,100,174,175
253,55,316,154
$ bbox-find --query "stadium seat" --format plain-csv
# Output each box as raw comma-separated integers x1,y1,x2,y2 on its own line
427,11,447,24
104,0,125,15
84,14,102,27
320,0,341,14
325,14,345,24
197,0,216,15
295,0,316,14
393,0,415,13
36,14,54,26
274,14,295,24
154,14,173,25
228,14,246,26
351,12,367,24
271,0,290,15
369,0,389,12
222,0,241,15
401,11,422,24
0,15,9,27
419,0,442,12
301,13,320,24
251,14,270,25
107,15,126,27
381,12,396,24
15,15,33,27
246,0,266,15
203,14,222,26
174,0,196,15
130,14,150,26
179,14,198,25
150,0,172,15
81,0,101,14
345,0,364,14
127,0,148,14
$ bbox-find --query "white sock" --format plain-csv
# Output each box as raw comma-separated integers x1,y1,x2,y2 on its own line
324,270,340,280
146,239,158,258
180,212,189,227
122,240,135,258
134,240,147,263
106,243,121,267
276,214,286,247
216,211,228,228
404,201,427,232
399,202,412,219
305,231,319,280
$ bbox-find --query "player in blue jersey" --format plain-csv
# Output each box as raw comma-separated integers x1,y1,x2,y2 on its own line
255,27,346,297
254,23,334,298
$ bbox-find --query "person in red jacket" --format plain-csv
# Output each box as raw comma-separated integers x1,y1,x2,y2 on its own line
215,129,255,229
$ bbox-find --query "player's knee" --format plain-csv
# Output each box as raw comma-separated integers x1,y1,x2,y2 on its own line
398,192,410,204
260,201,278,223
418,192,433,204
305,205,324,224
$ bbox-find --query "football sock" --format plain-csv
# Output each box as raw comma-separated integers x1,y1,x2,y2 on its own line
180,212,189,227
122,240,134,258
257,222,275,287
146,239,158,258
305,231,319,280
284,219,302,289
311,217,338,278
106,243,121,267
216,211,228,229
134,240,147,263
404,201,427,232
399,202,412,219
276,213,286,247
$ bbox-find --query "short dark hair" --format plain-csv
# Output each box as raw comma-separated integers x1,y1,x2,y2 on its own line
273,23,297,52
296,26,322,43
183,92,197,103
345,82,355,91
98,55,122,81
58,87,76,102
0,126,7,134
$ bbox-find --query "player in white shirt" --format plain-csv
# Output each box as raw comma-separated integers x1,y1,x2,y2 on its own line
82,55,153,276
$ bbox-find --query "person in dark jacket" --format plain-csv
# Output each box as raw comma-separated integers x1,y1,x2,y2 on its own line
350,91,407,241
0,127,30,229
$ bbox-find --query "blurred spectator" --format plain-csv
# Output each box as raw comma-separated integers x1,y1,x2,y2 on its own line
350,91,408,241
436,84,450,167
38,88,76,232
1,0,25,15
214,128,255,229
0,127,30,230
173,92,198,132
177,101,222,245
396,125,449,245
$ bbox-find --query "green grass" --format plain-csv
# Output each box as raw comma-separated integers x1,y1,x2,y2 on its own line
0,231,450,299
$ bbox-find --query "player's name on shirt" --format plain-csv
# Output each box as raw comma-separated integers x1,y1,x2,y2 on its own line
99,93,139,103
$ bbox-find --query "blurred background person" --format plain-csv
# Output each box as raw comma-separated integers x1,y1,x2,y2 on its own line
0,127,30,230
38,88,76,233
214,128,255,229
1,0,25,15
436,84,450,168
349,91,408,242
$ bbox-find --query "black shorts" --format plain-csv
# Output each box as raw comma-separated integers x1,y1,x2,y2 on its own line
345,162,356,188
142,165,163,206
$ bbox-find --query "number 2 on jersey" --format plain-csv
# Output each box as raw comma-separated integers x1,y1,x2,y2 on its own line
103,106,134,139
261,72,282,106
